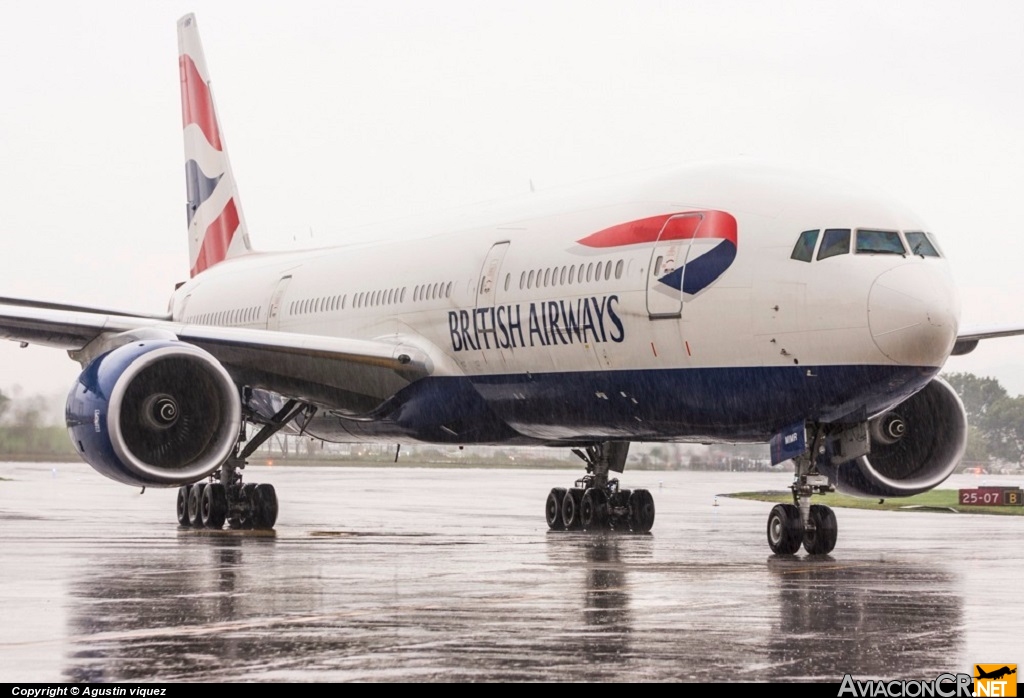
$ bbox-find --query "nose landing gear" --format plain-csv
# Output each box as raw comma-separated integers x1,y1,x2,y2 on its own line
767,428,838,555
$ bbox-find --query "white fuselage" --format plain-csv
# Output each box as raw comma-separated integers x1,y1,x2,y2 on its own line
167,163,960,446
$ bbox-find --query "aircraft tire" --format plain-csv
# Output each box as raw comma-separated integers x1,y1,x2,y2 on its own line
229,483,259,529
546,488,567,530
562,488,584,530
176,485,192,526
188,483,207,528
611,489,631,529
581,488,609,531
628,489,655,533
766,504,802,555
251,483,278,529
201,482,227,529
803,504,838,555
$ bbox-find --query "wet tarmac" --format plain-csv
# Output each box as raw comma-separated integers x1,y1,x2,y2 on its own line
1,462,1021,682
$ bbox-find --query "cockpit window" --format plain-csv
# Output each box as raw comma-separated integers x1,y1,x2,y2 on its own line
817,228,851,260
791,230,819,262
905,231,941,257
856,229,906,255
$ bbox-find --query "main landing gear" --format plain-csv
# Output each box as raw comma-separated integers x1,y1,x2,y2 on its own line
175,398,307,530
767,432,838,555
175,458,279,530
545,441,655,533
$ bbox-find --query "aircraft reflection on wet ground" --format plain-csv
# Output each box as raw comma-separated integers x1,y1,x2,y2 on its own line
1,463,1019,682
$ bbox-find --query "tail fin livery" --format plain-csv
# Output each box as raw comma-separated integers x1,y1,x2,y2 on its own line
178,13,252,277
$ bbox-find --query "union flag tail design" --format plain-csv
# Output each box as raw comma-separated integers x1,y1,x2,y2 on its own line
178,13,252,277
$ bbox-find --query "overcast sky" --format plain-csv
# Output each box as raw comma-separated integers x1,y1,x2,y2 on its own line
2,0,1024,403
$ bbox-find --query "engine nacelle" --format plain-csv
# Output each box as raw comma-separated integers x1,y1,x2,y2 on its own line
819,377,967,498
66,339,241,487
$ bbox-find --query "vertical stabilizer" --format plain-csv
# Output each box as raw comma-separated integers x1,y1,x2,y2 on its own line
178,13,252,277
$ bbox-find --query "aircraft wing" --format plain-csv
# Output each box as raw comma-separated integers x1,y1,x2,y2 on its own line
0,300,433,416
951,323,1024,355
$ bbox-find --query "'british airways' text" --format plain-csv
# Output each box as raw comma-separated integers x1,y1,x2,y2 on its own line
448,295,624,352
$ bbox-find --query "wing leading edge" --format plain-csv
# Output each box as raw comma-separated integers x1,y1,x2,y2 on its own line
951,323,1024,356
0,301,434,416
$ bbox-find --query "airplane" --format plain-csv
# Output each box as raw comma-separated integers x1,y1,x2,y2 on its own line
0,13,1019,554
975,666,1016,681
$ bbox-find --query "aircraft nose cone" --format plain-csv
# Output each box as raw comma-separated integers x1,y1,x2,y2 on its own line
868,263,959,366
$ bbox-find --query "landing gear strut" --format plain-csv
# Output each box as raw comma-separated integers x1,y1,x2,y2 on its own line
176,398,307,530
545,441,655,533
766,427,838,555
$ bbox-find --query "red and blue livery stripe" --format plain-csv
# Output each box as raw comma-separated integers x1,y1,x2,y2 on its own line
577,210,738,295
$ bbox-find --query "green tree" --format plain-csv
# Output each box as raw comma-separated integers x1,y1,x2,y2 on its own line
961,424,992,465
985,396,1024,465
941,372,1008,431
940,372,1014,464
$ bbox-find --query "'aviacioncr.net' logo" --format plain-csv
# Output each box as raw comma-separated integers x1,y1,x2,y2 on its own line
973,664,1017,697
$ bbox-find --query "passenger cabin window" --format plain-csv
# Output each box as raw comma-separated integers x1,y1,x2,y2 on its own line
905,232,941,257
791,230,819,262
856,229,905,255
817,228,851,260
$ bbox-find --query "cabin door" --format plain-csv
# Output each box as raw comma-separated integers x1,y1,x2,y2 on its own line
266,275,293,330
645,213,703,318
477,241,510,307
472,241,511,367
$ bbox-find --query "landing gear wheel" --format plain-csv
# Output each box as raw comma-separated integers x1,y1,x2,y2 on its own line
251,483,278,529
803,504,838,555
562,487,584,530
546,488,567,530
187,483,207,528
201,483,227,529
628,489,655,533
609,488,631,530
176,485,192,526
767,503,802,555
580,488,609,531
229,483,258,529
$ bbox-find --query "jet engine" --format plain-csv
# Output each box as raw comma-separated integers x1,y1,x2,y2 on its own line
819,377,967,498
66,339,241,487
